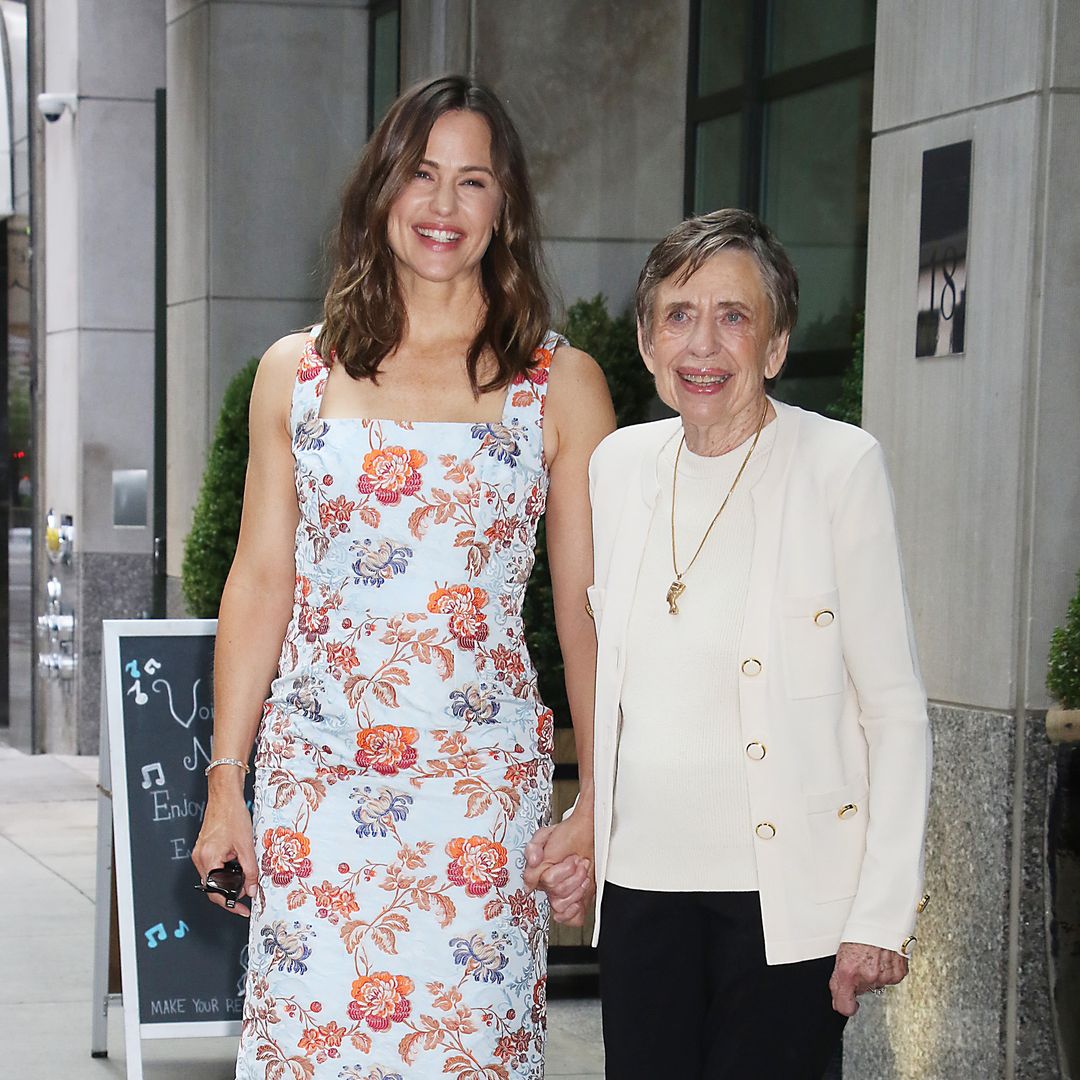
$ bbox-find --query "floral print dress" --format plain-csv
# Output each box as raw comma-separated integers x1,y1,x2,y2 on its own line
237,332,561,1080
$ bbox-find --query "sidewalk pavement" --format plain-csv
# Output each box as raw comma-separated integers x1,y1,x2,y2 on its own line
0,745,604,1079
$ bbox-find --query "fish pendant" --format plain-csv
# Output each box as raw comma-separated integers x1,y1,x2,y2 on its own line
666,579,686,615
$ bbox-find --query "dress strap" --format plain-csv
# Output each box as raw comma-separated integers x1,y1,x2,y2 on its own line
503,328,566,428
290,327,331,436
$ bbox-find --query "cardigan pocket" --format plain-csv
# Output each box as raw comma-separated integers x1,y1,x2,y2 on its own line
780,588,845,699
806,777,868,902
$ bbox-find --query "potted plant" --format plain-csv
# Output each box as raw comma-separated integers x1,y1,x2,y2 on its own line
1047,569,1080,742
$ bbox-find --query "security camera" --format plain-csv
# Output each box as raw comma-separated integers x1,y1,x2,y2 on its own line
36,93,77,123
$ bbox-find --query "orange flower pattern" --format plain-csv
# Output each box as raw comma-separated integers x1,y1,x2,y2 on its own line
446,836,510,897
427,584,490,649
348,972,415,1030
354,725,419,776
237,332,561,1079
261,827,313,887
358,446,428,505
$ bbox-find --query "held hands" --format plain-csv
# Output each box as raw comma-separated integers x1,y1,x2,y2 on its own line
829,942,909,1016
191,773,258,918
526,822,910,1006
524,810,595,927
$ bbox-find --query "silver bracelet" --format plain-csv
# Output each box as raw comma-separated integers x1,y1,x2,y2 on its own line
204,757,250,777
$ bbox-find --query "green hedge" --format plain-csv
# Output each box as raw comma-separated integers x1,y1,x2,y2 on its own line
180,298,653,728
1048,570,1080,710
826,310,864,428
562,295,653,429
181,357,260,618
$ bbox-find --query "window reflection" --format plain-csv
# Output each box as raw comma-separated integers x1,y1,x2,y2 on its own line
698,0,749,96
369,3,400,136
761,74,872,354
766,0,876,74
686,0,876,411
695,113,742,216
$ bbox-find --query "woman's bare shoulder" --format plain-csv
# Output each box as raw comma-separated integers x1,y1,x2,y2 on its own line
249,330,313,426
548,342,603,380
258,330,312,379
543,342,617,465
545,343,611,409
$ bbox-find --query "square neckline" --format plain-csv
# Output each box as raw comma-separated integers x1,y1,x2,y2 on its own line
315,382,517,429
310,335,521,430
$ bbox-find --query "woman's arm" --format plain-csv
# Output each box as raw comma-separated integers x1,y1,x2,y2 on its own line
191,333,307,916
523,345,615,924
828,439,932,1010
833,441,931,939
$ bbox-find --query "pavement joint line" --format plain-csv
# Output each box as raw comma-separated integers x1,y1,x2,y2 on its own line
0,796,98,808
0,833,97,904
55,756,102,779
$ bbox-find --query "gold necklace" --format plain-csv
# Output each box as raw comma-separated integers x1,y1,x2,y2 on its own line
666,398,769,615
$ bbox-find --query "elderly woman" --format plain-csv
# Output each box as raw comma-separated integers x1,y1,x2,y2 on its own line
527,209,932,1079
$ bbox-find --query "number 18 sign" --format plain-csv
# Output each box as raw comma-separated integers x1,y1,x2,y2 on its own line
916,140,972,358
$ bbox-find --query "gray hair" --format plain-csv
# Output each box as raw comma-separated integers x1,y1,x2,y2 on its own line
635,209,799,345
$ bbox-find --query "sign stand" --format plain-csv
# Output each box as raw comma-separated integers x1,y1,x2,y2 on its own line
91,619,250,1076
91,681,114,1058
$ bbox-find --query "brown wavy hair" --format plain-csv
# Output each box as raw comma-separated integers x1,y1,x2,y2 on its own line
317,76,552,394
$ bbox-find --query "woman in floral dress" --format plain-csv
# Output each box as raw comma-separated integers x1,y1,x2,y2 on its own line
192,77,612,1080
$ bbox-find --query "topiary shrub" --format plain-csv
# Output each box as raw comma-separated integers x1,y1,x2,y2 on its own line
1048,570,1080,710
181,357,260,617
524,296,653,726
827,310,864,427
563,295,654,429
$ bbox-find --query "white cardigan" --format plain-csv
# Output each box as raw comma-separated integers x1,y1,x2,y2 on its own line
585,401,932,964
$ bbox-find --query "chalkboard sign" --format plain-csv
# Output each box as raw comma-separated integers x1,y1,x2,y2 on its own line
99,620,251,1076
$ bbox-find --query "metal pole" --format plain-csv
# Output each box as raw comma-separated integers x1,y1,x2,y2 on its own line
90,678,113,1057
151,88,166,618
27,0,46,752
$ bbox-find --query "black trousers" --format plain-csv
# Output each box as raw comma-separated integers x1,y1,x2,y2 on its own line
598,884,847,1080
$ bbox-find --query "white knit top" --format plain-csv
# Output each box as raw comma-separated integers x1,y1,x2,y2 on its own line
605,417,777,892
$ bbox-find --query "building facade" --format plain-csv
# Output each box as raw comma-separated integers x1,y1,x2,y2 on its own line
14,2,1078,1077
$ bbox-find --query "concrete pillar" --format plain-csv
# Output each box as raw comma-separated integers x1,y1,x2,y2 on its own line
37,0,165,752
471,0,687,319
398,0,687,320
399,0,471,86
849,2,1080,1076
164,0,368,604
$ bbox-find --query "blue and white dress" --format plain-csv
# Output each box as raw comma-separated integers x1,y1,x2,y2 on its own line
236,331,561,1080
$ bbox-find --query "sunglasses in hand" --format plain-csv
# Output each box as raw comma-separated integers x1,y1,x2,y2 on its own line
195,859,246,908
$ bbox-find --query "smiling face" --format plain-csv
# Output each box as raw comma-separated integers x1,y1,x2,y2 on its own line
386,109,504,291
639,248,789,446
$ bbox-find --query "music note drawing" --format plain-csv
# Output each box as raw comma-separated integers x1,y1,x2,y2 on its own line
140,762,165,789
124,659,141,678
173,920,190,939
144,657,161,675
127,679,148,706
145,923,167,948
